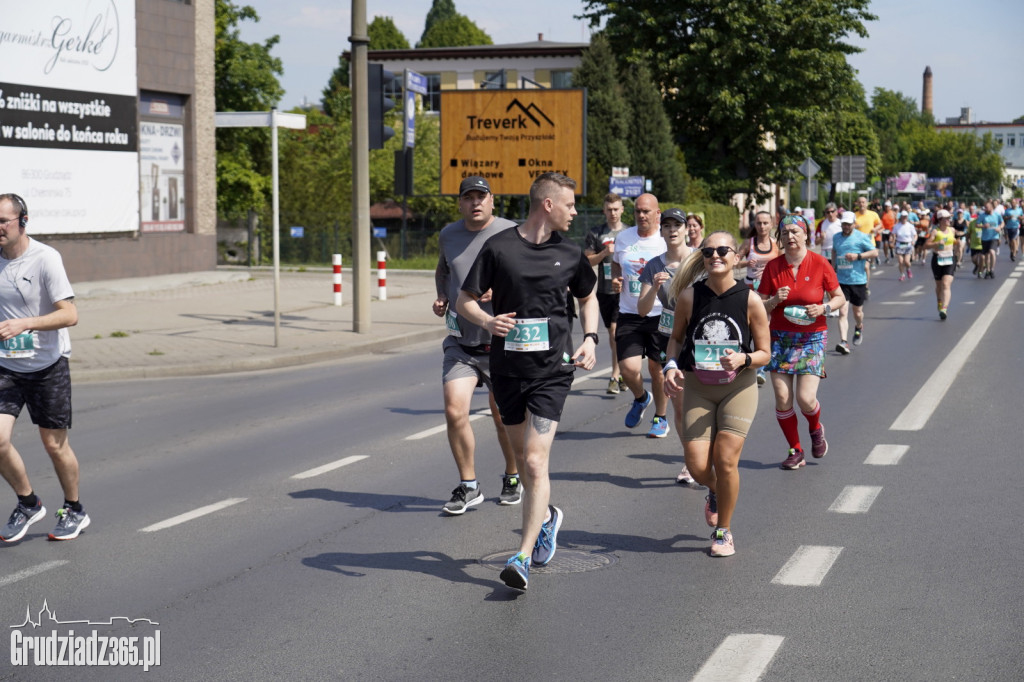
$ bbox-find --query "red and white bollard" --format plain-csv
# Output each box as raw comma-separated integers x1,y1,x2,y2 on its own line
332,254,342,306
377,251,387,301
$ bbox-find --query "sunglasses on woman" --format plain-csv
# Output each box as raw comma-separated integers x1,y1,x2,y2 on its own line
701,246,735,258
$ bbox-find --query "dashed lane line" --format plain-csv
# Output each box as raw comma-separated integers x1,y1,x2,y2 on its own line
771,545,843,586
139,498,247,533
891,276,1016,431
0,560,68,588
291,455,369,480
865,444,909,465
880,301,914,305
900,285,924,297
691,634,785,682
829,486,882,514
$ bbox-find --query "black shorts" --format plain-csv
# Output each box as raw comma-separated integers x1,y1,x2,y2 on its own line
0,357,73,429
930,255,955,280
596,291,619,329
840,283,868,308
880,233,892,243
981,239,998,254
491,373,574,426
915,236,928,248
615,313,667,363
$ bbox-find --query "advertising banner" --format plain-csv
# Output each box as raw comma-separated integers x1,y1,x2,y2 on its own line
893,172,927,194
440,89,586,195
140,122,184,232
927,177,954,198
0,1,139,234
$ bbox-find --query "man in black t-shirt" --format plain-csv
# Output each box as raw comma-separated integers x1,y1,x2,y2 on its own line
583,192,625,394
458,172,598,591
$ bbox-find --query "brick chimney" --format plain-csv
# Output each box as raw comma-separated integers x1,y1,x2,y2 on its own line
922,66,933,116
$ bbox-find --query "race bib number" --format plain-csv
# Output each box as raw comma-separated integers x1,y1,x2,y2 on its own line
602,263,612,280
658,310,674,336
504,318,550,352
837,261,854,271
937,255,953,267
626,277,642,297
695,340,739,371
881,229,892,235
0,331,38,359
783,306,816,326
444,309,462,337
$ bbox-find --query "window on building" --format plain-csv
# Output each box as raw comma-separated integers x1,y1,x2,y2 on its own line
550,70,574,88
482,71,506,89
1008,134,1017,147
994,134,1003,146
423,74,441,112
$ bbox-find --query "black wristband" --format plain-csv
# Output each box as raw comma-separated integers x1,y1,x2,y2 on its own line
584,332,600,345
742,353,752,368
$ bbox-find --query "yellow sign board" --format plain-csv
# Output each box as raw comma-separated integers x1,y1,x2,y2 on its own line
440,89,586,195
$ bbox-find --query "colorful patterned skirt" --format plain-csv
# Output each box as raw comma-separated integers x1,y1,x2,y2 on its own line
767,329,827,377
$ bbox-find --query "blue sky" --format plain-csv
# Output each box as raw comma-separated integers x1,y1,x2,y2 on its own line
239,0,1024,123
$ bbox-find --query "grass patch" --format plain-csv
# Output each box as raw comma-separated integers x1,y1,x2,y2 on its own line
147,349,164,356
110,331,129,338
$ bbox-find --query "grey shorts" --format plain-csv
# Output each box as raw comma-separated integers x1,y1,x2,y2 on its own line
442,336,494,388
0,356,73,429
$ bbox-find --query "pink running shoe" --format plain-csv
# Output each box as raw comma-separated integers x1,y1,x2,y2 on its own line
898,274,905,282
809,425,828,459
704,492,718,527
710,529,735,557
780,448,805,470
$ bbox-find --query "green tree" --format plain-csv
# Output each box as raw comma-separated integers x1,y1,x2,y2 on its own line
321,17,409,117
621,60,686,202
582,0,876,204
215,0,284,219
418,13,492,48
868,87,927,178
421,0,457,43
369,16,410,49
572,33,632,205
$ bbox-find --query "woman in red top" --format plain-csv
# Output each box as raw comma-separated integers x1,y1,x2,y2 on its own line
757,215,845,470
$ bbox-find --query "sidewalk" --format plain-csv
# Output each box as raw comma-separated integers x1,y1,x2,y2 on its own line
69,268,446,383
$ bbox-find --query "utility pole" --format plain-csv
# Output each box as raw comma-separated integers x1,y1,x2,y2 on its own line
350,0,371,332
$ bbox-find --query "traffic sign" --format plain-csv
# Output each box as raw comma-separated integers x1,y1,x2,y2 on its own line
609,176,645,198
832,155,866,183
799,157,820,178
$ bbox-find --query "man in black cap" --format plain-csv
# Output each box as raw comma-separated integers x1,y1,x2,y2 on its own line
432,176,520,515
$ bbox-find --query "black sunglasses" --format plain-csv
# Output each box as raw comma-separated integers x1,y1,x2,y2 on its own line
701,246,735,258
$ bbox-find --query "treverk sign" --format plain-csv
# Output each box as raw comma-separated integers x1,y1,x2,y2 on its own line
440,90,585,195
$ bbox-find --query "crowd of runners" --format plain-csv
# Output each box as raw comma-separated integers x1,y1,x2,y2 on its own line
431,175,1017,592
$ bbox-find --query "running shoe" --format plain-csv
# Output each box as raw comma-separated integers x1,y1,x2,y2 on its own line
908,269,913,279
499,474,522,506
0,500,46,543
710,528,735,557
836,342,851,355
442,484,483,515
48,505,91,541
986,271,995,279
852,328,863,346
606,377,621,395
898,274,905,282
618,377,626,393
939,307,947,321
676,466,697,487
625,390,653,428
531,505,563,566
809,425,828,459
704,492,718,527
500,553,530,591
756,367,767,385
780,448,806,470
647,416,670,438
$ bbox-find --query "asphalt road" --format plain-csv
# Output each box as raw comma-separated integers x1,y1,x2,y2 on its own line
2,262,1023,681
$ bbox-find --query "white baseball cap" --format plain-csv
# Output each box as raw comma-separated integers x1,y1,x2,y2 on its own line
840,211,856,224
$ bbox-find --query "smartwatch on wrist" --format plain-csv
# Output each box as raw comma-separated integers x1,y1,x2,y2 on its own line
583,332,600,345
742,353,752,369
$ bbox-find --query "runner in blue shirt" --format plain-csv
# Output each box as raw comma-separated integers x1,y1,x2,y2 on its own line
977,200,1003,279
830,211,878,354
1004,198,1022,263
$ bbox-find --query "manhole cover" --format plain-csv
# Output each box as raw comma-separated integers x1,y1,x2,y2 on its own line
480,548,617,574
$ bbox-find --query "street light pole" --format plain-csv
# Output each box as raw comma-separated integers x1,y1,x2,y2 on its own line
350,0,371,333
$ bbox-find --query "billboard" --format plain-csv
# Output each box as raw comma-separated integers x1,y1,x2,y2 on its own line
0,1,139,234
893,172,927,194
440,89,585,195
927,177,954,198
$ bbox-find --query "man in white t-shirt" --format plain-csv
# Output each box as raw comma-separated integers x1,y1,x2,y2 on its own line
611,193,669,437
0,193,89,544
819,202,844,261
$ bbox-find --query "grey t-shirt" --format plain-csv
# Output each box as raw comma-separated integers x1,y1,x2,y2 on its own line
0,238,74,372
436,216,516,346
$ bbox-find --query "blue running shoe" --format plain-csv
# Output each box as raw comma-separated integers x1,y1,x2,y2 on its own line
625,390,653,428
500,553,530,590
647,416,669,438
532,505,563,566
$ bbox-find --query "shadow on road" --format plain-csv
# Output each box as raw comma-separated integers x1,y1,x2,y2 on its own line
289,488,440,511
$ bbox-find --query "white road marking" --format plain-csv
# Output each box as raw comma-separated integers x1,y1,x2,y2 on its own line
572,366,612,385
865,444,909,465
772,545,843,586
691,634,785,682
291,455,369,480
405,409,492,441
901,285,923,297
0,560,68,588
829,485,883,513
1016,301,1024,304
880,301,914,305
1010,273,1021,279
139,498,247,533
891,276,1016,430
963,301,976,305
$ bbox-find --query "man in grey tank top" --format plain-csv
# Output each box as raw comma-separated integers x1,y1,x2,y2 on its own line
433,177,520,514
